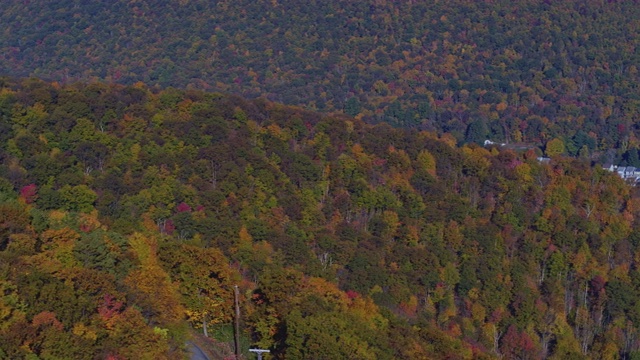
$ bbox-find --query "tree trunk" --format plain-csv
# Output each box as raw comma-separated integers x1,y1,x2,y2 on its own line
234,285,241,359
203,313,208,337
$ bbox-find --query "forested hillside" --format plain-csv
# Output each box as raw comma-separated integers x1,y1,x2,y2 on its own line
2,0,640,150
2,78,640,358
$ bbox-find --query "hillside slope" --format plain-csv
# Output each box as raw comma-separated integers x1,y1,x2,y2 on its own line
2,78,640,358
2,0,640,148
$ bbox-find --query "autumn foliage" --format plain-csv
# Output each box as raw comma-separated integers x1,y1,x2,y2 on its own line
1,79,640,358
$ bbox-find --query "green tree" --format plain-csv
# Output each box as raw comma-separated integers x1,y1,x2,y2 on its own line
59,185,98,213
545,138,566,157
465,119,489,145
344,97,362,117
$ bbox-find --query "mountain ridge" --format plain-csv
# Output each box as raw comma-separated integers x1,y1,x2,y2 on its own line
2,0,639,149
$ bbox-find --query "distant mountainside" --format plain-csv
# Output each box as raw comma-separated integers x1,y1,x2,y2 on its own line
3,78,640,358
2,0,640,149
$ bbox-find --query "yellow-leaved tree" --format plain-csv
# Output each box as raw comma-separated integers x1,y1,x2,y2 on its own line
157,242,238,337
124,233,183,325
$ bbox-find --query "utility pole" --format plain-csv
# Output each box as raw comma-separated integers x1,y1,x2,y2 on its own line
249,349,270,360
234,285,241,360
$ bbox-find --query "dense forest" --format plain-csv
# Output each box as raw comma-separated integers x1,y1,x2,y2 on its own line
2,0,640,151
2,78,640,358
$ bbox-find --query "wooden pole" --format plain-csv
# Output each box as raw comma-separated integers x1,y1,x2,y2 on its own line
234,285,241,359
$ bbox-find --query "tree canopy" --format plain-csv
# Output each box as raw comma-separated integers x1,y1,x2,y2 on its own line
1,79,640,358
1,0,639,150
